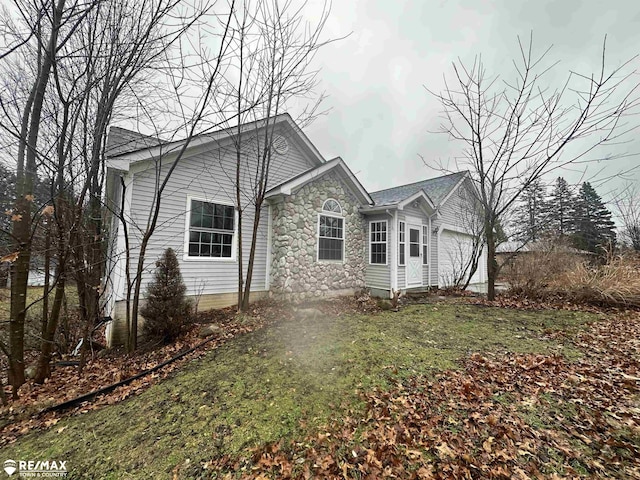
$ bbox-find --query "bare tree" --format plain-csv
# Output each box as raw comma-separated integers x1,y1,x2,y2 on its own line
456,184,486,290
0,0,97,396
614,182,640,252
220,0,334,311
428,34,640,300
35,0,204,380
0,0,230,391
115,4,236,352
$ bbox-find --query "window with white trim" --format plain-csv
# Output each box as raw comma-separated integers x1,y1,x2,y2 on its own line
322,198,342,214
370,221,387,264
187,199,235,258
398,221,405,266
422,225,429,265
318,199,344,261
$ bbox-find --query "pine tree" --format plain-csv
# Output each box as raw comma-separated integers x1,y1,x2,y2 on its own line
572,182,616,253
546,177,575,237
512,180,548,242
140,248,191,342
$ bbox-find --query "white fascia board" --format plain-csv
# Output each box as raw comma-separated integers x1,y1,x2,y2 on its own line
397,190,436,212
282,115,326,166
359,205,398,214
267,157,373,206
105,158,133,172
110,114,325,173
438,172,470,207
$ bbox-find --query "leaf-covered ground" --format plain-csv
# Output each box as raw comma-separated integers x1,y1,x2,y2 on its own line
3,299,638,479
218,309,640,479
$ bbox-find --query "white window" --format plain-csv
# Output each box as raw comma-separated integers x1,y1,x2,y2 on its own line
318,199,344,261
322,198,342,214
370,220,387,264
422,225,429,265
398,221,405,266
186,199,235,258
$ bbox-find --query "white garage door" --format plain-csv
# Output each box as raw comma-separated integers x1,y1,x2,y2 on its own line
439,230,486,287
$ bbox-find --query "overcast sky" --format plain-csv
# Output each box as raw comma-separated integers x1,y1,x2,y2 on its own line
300,0,640,202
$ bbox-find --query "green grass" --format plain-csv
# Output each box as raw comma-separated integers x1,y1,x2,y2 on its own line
2,303,594,479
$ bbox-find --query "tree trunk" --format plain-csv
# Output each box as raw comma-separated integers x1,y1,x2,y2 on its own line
34,272,65,383
9,0,66,397
128,238,150,352
241,202,263,310
485,224,497,301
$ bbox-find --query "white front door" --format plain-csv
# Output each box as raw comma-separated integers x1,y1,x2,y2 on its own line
407,224,422,286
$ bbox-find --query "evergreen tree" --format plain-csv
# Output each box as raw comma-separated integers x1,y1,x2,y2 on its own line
512,180,547,242
572,182,616,253
546,177,575,237
140,248,191,342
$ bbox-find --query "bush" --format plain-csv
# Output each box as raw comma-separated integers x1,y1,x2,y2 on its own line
503,245,640,308
550,252,640,308
140,248,192,342
501,243,584,298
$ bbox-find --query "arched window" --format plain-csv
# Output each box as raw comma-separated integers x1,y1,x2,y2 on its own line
322,198,342,214
318,199,344,261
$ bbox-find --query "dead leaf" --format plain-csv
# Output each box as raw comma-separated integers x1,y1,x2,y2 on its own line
1,252,19,263
435,442,455,459
482,436,494,453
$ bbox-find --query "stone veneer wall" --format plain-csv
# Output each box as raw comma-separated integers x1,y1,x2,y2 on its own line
270,171,366,298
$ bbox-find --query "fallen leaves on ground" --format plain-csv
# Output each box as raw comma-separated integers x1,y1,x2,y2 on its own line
208,311,640,479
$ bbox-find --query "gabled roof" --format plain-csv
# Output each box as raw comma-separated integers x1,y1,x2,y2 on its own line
105,127,164,157
105,113,325,170
266,157,373,206
369,171,468,208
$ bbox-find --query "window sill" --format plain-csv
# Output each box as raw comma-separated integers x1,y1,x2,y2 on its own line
182,255,238,263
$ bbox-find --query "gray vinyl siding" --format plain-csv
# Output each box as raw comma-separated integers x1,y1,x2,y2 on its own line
436,186,467,228
364,213,390,290
397,266,406,289
125,132,315,298
431,179,474,287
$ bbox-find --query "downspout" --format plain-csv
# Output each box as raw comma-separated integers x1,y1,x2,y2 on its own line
106,170,133,347
265,202,272,291
428,214,433,288
386,209,397,298
436,223,443,289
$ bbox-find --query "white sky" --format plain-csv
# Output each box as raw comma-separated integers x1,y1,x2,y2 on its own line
298,0,640,202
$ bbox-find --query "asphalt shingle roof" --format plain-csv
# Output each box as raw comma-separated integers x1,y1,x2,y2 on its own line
105,127,164,157
370,171,467,207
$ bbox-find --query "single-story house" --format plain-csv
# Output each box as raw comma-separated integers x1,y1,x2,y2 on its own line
103,114,486,345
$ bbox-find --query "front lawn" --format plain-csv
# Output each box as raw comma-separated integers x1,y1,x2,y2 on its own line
2,302,605,478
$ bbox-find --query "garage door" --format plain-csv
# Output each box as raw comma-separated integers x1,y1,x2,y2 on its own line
439,230,486,287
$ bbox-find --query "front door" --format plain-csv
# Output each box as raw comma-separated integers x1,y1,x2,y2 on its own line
407,224,422,286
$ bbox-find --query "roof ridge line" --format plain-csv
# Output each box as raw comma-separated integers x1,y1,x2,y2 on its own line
370,171,464,194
